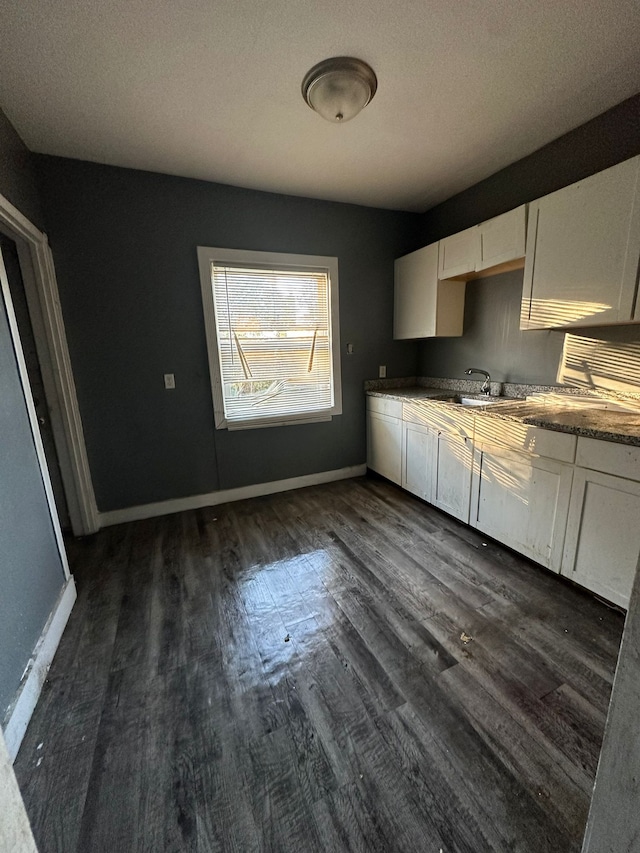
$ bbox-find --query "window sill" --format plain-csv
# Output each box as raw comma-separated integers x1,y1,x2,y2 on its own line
217,412,337,430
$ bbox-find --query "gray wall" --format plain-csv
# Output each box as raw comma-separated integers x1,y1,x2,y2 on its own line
35,156,421,512
419,270,566,385
0,247,65,719
418,93,640,244
417,93,640,385
0,109,43,230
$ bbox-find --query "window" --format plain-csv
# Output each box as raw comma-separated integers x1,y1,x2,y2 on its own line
197,247,342,430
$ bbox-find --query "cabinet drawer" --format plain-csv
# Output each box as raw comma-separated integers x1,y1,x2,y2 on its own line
474,418,576,462
403,402,474,437
576,436,640,481
367,395,402,419
403,400,437,426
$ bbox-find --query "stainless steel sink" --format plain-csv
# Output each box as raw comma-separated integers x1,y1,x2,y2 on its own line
439,395,503,407
460,396,501,406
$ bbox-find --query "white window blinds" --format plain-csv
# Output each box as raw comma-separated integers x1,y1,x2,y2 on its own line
210,262,336,425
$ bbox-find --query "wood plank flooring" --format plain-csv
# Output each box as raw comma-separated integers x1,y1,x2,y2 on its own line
14,476,625,852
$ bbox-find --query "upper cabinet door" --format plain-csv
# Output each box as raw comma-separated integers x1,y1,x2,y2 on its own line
394,242,438,338
521,156,640,329
438,226,480,279
394,242,465,339
477,205,526,272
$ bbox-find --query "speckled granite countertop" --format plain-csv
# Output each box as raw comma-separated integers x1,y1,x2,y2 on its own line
520,407,640,446
366,386,640,447
366,387,461,402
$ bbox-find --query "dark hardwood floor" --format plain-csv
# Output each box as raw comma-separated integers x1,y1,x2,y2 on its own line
14,476,625,852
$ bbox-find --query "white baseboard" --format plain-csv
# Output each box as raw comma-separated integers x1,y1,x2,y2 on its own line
98,463,367,528
4,577,77,761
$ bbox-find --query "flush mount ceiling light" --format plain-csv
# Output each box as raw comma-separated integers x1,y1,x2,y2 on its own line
302,56,377,123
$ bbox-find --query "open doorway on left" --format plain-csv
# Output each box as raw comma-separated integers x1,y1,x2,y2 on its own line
0,232,70,530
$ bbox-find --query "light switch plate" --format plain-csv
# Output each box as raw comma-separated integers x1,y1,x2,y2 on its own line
379,365,386,378
164,373,176,389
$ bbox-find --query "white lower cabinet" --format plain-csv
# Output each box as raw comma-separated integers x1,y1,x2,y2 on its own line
367,410,402,485
403,402,474,523
401,412,473,521
433,430,473,523
562,467,640,609
367,394,639,608
470,441,574,573
402,421,434,501
367,396,403,485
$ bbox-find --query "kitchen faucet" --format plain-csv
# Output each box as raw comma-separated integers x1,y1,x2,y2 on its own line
465,367,491,395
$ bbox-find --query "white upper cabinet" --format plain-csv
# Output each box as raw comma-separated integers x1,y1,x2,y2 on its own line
477,206,527,272
438,226,480,279
521,155,640,329
438,206,527,280
394,242,465,339
395,203,528,339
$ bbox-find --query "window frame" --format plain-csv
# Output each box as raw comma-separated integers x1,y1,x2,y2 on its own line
197,246,342,431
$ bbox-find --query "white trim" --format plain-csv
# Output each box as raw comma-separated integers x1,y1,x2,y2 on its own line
0,191,98,535
98,463,367,527
197,246,227,429
226,412,332,431
197,246,342,431
3,578,77,761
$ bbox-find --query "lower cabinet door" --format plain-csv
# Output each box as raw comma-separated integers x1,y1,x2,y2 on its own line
470,443,573,572
402,421,434,500
366,411,402,485
562,467,640,608
433,430,473,523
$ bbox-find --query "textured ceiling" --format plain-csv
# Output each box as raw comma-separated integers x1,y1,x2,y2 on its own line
1,0,639,212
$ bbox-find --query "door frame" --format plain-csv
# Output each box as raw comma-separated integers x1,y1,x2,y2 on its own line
0,245,71,574
0,190,98,535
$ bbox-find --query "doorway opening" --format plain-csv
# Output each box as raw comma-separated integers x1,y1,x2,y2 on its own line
0,190,98,535
0,232,70,528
